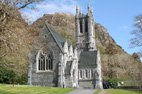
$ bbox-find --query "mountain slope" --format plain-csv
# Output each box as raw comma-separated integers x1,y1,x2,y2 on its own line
32,13,142,80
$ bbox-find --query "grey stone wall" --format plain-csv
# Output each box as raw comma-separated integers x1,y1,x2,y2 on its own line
78,68,97,88
29,29,62,87
65,75,72,88
79,80,94,89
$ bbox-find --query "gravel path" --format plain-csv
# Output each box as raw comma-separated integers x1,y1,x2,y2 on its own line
67,88,96,94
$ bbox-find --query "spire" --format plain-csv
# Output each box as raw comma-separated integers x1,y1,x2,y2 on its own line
88,0,91,11
76,0,79,14
87,0,92,16
76,0,78,9
79,8,82,14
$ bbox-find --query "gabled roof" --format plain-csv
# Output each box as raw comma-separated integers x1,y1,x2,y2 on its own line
45,23,67,53
79,51,98,69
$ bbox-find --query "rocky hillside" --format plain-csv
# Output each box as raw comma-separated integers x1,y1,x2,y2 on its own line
0,4,141,84
32,13,142,80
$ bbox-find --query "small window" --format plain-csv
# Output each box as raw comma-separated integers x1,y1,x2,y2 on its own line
85,69,88,78
80,20,83,33
80,70,83,79
91,69,94,78
86,69,91,79
85,19,88,32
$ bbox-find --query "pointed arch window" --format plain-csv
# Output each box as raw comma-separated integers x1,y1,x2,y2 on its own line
85,18,88,32
85,69,89,78
79,70,83,79
37,48,53,72
80,20,83,33
91,69,94,78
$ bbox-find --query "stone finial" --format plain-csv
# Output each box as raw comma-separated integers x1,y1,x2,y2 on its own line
76,0,79,16
88,0,91,11
87,0,93,16
63,41,68,54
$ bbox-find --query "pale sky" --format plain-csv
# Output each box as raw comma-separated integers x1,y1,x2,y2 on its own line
20,0,142,55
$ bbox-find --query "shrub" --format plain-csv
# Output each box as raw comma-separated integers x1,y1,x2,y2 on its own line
108,78,118,88
0,64,16,84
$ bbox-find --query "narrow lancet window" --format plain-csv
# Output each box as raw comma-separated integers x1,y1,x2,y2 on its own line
80,20,83,33
85,18,88,32
80,70,83,79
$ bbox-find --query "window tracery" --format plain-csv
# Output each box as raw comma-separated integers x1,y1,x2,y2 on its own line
37,48,53,72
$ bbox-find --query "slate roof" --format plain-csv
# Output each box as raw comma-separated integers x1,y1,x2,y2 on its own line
44,23,71,53
79,51,98,69
44,23,74,76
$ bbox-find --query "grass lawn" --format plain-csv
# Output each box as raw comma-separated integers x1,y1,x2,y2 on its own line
107,89,142,94
94,89,101,94
0,84,73,94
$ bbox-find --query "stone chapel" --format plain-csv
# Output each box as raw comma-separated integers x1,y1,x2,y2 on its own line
28,3,103,89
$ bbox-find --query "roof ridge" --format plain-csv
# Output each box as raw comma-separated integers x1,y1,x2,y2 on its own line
45,23,64,53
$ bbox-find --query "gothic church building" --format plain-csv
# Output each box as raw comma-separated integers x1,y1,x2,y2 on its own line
28,4,102,89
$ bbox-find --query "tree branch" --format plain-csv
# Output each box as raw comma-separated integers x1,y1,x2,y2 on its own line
18,1,33,9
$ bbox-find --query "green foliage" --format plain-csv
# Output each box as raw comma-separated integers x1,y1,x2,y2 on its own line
103,77,121,88
94,89,142,94
97,46,105,54
0,84,73,94
0,65,15,84
108,78,118,88
0,60,28,85
15,74,28,85
107,89,142,94
0,66,5,82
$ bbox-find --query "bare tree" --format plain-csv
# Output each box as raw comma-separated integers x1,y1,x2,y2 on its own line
130,15,142,48
0,0,43,9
